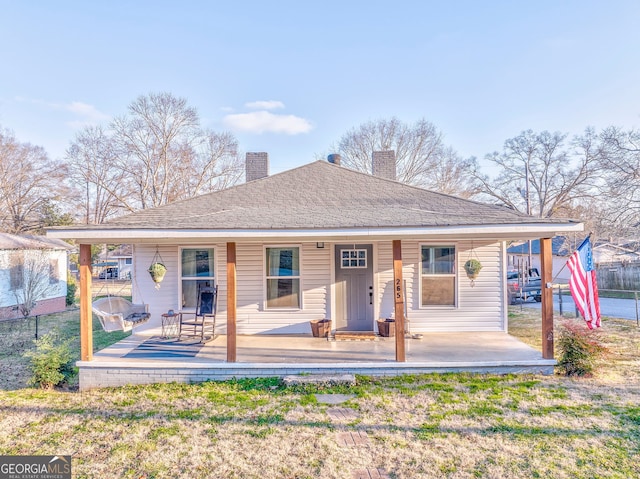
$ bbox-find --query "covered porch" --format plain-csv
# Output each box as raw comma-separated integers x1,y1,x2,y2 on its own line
77,331,555,390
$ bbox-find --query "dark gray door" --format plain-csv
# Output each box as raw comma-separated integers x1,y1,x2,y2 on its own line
335,244,374,331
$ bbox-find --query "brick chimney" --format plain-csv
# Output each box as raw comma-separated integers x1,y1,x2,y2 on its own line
372,150,396,180
327,153,341,166
246,152,269,182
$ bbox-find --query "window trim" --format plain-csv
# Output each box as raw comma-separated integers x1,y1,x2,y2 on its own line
178,246,216,311
419,243,458,309
263,244,303,311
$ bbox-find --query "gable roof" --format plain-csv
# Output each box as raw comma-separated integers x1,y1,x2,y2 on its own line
48,161,582,241
0,232,71,251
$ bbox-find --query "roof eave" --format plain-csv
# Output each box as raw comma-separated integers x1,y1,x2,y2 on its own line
47,222,584,243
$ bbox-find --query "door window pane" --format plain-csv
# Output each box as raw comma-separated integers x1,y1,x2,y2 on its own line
340,249,367,269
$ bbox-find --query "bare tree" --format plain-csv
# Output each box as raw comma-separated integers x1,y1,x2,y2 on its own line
66,125,132,223
4,249,61,318
331,118,479,197
0,128,67,233
598,126,640,235
66,93,243,219
473,129,601,217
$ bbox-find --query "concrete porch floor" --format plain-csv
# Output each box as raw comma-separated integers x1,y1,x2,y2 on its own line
78,332,556,390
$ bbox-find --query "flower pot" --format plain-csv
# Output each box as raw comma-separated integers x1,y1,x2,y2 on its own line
310,319,331,338
377,319,395,337
148,262,167,284
464,259,482,280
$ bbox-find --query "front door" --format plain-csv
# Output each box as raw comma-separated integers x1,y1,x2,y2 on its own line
335,244,374,331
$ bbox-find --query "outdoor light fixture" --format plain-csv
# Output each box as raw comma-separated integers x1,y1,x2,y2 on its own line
316,242,325,249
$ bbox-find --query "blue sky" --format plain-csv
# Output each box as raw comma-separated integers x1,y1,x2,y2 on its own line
1,0,639,174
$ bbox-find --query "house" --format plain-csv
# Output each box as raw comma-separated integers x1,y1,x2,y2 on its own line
0,232,70,320
94,244,133,279
48,151,583,389
506,236,574,282
109,244,133,279
592,241,640,264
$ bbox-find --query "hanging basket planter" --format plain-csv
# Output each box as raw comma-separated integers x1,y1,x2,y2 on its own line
464,258,483,280
148,262,167,283
148,246,167,289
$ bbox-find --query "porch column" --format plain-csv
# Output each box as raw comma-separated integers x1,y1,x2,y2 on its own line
226,242,237,362
540,237,554,359
392,240,406,362
79,244,93,361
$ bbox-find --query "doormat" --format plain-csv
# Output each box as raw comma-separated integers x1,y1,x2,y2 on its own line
333,331,379,341
124,337,204,359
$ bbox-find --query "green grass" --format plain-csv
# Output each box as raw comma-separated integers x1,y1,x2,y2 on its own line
1,308,640,477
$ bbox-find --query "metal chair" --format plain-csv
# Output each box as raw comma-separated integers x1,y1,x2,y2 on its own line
178,285,217,342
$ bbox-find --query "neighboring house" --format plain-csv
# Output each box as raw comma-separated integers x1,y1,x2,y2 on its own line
110,244,133,279
0,233,70,320
49,152,582,345
592,242,640,264
95,244,132,279
506,236,573,282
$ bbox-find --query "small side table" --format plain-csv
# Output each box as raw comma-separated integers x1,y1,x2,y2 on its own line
161,312,180,338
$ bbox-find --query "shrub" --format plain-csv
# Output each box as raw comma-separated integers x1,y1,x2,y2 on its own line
66,272,77,306
24,333,73,389
557,320,607,377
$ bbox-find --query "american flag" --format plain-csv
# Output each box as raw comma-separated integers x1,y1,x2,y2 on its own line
567,236,601,329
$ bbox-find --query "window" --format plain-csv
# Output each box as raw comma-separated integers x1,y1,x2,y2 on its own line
421,245,456,306
180,248,215,309
9,262,23,291
340,248,367,269
125,258,132,265
49,259,59,285
266,247,300,309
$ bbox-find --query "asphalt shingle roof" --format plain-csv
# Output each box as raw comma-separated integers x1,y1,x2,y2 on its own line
65,161,579,231
506,236,572,256
0,232,71,250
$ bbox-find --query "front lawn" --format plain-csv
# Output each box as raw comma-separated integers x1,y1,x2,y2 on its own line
0,309,638,478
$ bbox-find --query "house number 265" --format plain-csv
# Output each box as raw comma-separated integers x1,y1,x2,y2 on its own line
395,279,402,300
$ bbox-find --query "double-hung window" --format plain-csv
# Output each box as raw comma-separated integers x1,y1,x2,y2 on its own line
265,247,300,309
421,245,456,306
180,248,215,309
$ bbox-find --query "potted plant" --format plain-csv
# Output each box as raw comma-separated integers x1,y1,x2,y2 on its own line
464,259,483,280
310,319,331,338
377,318,395,337
148,262,167,284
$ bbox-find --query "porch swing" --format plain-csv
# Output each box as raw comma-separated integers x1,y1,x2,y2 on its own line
92,245,150,332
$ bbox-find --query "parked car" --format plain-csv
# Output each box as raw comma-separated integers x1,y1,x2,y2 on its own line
98,267,119,279
507,268,541,304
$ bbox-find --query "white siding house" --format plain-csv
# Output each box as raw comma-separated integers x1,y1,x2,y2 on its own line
49,151,583,380
0,233,70,319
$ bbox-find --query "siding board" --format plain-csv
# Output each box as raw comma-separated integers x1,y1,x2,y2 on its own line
135,239,505,335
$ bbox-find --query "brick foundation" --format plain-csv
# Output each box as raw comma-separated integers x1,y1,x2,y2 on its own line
0,296,67,320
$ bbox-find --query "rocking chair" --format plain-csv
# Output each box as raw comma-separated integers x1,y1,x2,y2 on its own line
178,285,218,342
